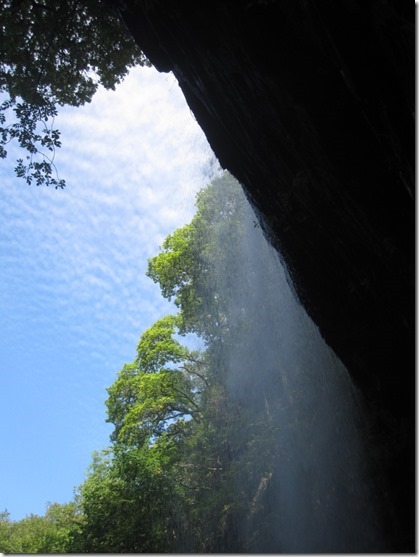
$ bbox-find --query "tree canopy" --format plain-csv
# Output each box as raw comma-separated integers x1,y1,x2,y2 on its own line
147,171,250,342
2,173,282,553
0,0,149,187
80,173,281,552
106,314,205,447
0,503,82,553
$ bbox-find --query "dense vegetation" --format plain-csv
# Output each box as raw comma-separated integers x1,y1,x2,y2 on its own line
0,503,82,553
1,173,281,552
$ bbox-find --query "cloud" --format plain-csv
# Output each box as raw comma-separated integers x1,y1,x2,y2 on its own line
0,65,218,519
2,65,215,326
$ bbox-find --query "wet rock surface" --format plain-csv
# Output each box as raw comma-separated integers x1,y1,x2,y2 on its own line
118,0,414,550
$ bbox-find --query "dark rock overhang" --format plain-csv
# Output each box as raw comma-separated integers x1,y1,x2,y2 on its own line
115,1,415,550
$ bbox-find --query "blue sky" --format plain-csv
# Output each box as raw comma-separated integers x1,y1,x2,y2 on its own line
0,66,216,520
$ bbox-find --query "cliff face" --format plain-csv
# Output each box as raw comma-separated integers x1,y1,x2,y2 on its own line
118,0,415,550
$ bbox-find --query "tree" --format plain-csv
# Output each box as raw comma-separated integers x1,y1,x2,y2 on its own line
145,173,285,550
0,0,149,187
0,511,15,553
147,172,249,343
106,314,207,447
72,446,180,552
0,503,82,553
73,172,282,552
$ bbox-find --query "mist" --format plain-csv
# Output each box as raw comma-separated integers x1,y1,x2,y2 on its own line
194,174,384,552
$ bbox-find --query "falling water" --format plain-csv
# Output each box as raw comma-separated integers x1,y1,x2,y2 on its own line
195,174,384,552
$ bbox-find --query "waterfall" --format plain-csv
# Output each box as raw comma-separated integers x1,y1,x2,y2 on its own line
198,174,384,552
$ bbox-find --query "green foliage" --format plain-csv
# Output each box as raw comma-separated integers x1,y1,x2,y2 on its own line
0,511,15,553
0,502,83,553
147,172,249,341
106,315,205,446
137,314,189,373
56,172,281,552
72,446,179,552
0,0,150,186
92,173,278,551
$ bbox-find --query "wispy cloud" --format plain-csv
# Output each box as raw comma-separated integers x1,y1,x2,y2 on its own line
0,66,217,519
